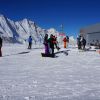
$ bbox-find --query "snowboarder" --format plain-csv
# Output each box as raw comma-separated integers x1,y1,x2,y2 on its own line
43,34,49,54
28,36,32,49
0,36,2,57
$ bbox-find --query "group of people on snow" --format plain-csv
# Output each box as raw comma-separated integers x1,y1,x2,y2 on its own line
27,34,69,55
0,34,87,57
77,35,86,50
0,34,69,57
43,34,70,55
43,34,60,55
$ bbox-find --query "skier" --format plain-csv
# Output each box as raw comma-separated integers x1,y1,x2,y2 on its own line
28,36,32,49
43,34,49,54
0,36,2,57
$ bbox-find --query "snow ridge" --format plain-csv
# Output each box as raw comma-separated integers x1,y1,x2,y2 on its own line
0,14,59,44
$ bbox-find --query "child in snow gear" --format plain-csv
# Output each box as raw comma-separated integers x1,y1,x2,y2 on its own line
0,37,2,57
43,34,49,54
28,36,32,49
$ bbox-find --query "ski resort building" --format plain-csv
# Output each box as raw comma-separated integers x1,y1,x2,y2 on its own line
80,23,100,45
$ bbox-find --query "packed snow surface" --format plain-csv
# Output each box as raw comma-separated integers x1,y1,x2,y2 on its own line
0,44,100,100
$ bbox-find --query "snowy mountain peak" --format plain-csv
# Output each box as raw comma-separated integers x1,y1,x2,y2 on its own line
21,18,29,24
21,18,35,25
0,15,59,44
0,14,75,45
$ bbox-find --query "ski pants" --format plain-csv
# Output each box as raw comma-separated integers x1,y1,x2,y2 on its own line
64,42,67,48
45,45,49,54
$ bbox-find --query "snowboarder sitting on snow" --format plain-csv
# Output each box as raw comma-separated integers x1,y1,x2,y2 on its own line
28,36,32,49
43,34,50,54
0,36,2,57
48,34,55,55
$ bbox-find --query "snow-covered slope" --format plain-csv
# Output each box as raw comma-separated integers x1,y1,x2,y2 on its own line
0,44,100,100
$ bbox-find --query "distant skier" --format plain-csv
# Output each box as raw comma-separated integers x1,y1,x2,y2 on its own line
0,36,2,57
43,34,49,54
28,36,32,49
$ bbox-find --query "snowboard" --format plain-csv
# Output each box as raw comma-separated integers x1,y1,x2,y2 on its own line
41,53,55,58
55,50,68,55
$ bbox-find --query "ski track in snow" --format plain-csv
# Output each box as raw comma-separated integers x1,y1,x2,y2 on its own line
0,44,100,100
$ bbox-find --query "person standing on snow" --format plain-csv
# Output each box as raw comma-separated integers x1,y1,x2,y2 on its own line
0,36,2,57
81,37,86,50
28,36,32,49
63,36,67,48
53,35,60,51
77,35,82,50
43,34,49,54
48,34,55,55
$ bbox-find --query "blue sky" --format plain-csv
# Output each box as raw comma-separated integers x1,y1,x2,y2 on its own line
0,0,100,37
